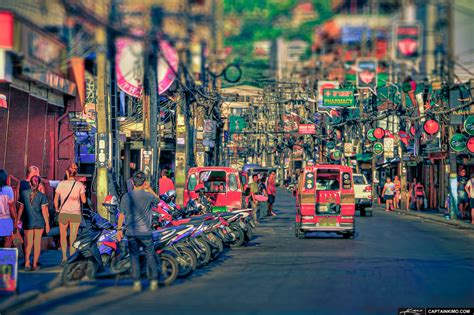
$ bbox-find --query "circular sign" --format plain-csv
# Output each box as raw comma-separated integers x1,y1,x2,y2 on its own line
423,119,440,135
374,128,385,139
116,38,179,98
326,141,335,150
467,137,474,154
373,142,384,155
464,116,474,136
331,150,342,160
367,129,376,141
450,134,467,152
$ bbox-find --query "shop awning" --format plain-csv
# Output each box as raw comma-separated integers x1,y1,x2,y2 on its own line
355,153,372,162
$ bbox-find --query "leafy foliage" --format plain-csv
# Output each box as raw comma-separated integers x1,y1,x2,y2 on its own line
223,0,333,82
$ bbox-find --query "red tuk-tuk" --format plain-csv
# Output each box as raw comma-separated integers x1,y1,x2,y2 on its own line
295,164,355,239
184,167,246,212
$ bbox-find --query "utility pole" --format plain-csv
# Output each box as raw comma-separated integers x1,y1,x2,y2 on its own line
95,0,109,219
142,6,162,189
175,0,191,206
447,0,457,219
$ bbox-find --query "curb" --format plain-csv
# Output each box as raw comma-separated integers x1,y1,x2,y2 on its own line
370,206,474,231
0,290,41,314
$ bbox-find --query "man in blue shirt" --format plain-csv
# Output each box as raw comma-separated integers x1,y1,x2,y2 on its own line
117,171,159,292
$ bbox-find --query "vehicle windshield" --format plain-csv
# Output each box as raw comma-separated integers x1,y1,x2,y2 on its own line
353,175,367,185
200,171,227,193
316,169,340,190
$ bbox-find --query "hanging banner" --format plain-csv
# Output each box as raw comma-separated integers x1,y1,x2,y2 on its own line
449,134,467,152
344,143,354,157
322,89,355,107
298,124,316,134
423,119,440,135
383,138,394,159
367,129,376,141
116,37,179,98
393,23,422,63
330,150,342,161
467,137,474,154
317,81,339,103
374,128,385,140
0,94,7,109
373,142,384,155
356,58,378,93
464,116,474,136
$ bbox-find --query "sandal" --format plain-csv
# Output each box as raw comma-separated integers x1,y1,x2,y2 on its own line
32,265,40,271
60,260,68,267
24,266,32,272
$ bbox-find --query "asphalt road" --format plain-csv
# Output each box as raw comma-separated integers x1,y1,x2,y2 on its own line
10,189,474,315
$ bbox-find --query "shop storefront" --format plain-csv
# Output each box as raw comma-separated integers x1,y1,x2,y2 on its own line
0,12,77,181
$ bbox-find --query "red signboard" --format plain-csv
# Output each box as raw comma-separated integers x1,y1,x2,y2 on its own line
467,137,474,154
0,12,14,50
298,124,315,134
0,94,7,109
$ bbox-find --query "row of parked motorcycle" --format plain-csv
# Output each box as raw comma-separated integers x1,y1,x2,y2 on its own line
60,188,256,286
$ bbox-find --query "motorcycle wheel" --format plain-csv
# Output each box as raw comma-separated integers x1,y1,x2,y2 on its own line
194,237,212,265
244,226,253,243
229,225,245,247
174,245,197,278
207,233,224,260
110,254,131,274
61,261,87,286
157,253,179,286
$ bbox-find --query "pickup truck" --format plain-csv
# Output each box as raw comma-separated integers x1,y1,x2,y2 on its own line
353,173,373,216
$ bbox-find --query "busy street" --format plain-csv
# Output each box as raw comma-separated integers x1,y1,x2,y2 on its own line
1,0,474,314
5,189,474,315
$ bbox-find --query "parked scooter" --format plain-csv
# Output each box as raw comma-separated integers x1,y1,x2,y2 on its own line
61,199,179,286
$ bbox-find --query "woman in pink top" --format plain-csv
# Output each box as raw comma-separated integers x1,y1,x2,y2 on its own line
54,168,86,264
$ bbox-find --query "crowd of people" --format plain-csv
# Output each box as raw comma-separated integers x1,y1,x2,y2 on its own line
0,164,282,291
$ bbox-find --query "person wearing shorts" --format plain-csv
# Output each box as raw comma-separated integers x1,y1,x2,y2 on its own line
414,180,426,211
54,168,86,265
0,169,17,248
266,171,277,216
18,176,50,271
382,178,395,212
457,169,469,219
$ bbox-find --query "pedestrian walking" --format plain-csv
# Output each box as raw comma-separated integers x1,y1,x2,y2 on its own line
54,167,86,265
393,176,401,210
159,169,175,195
464,173,474,224
117,171,159,292
20,165,45,197
414,180,426,211
0,169,17,248
249,174,260,224
17,176,50,271
457,169,469,219
408,177,417,210
267,171,277,216
381,178,395,211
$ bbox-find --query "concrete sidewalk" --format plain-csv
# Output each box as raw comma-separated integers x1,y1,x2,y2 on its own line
369,204,474,230
0,249,63,312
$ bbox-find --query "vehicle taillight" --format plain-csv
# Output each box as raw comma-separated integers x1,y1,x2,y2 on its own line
363,186,372,192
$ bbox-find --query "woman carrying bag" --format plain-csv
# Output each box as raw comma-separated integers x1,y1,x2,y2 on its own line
54,168,86,265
